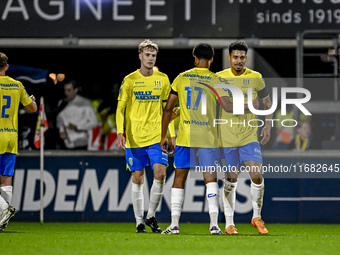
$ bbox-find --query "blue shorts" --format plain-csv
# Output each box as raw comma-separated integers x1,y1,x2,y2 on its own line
0,153,17,176
125,143,168,171
174,146,220,169
221,142,262,169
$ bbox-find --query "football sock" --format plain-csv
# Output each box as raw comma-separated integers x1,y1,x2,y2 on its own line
131,182,144,226
1,186,13,204
206,182,219,227
251,179,264,219
146,179,164,219
171,188,184,227
0,195,8,216
223,180,237,228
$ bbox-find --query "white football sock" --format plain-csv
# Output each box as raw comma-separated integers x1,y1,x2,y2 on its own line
1,186,13,204
131,182,144,226
0,195,8,216
146,179,164,219
223,180,237,228
251,179,264,219
171,188,184,227
206,182,219,227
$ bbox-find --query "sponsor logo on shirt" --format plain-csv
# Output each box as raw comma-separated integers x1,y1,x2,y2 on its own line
0,128,18,132
182,120,210,126
134,91,160,101
154,80,161,87
183,74,212,80
0,83,19,88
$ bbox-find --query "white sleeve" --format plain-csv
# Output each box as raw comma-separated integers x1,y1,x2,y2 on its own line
76,105,99,131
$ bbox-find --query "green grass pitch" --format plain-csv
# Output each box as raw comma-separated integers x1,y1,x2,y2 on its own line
1,223,339,255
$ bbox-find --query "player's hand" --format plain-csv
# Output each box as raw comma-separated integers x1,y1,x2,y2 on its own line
168,137,176,155
260,125,271,145
30,95,36,102
160,136,169,154
117,133,126,151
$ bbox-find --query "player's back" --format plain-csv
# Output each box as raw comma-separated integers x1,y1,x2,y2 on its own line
0,76,32,154
172,67,221,148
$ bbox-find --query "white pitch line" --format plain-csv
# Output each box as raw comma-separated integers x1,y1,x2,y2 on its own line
272,197,340,201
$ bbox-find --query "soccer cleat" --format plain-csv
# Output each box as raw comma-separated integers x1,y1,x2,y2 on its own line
145,217,162,233
210,226,223,235
0,206,16,229
136,223,146,233
161,226,179,235
251,217,269,235
0,223,7,232
225,225,239,235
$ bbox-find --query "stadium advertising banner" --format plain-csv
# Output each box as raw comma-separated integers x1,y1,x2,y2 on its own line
13,155,340,223
0,0,339,39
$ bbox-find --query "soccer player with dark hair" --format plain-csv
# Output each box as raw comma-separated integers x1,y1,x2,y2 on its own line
218,40,272,235
160,43,229,235
116,39,175,233
0,52,37,231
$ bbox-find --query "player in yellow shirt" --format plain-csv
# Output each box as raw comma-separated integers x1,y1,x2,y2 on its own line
217,41,272,235
116,40,175,233
160,43,229,235
0,52,37,231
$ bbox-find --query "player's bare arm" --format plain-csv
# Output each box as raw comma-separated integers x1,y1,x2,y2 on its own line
260,96,273,145
162,101,177,155
25,96,38,112
161,94,178,153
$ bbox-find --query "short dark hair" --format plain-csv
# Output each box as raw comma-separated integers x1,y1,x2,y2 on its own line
192,43,215,60
228,41,248,55
64,79,79,90
0,52,8,71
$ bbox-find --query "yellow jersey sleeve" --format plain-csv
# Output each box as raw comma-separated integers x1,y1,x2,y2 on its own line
19,82,33,106
257,74,266,91
118,78,132,102
161,77,171,101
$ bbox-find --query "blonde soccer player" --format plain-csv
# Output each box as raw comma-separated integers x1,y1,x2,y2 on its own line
116,40,175,233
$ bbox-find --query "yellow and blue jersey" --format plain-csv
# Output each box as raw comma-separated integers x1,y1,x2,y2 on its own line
117,70,171,148
0,76,33,154
172,67,228,148
217,68,266,147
